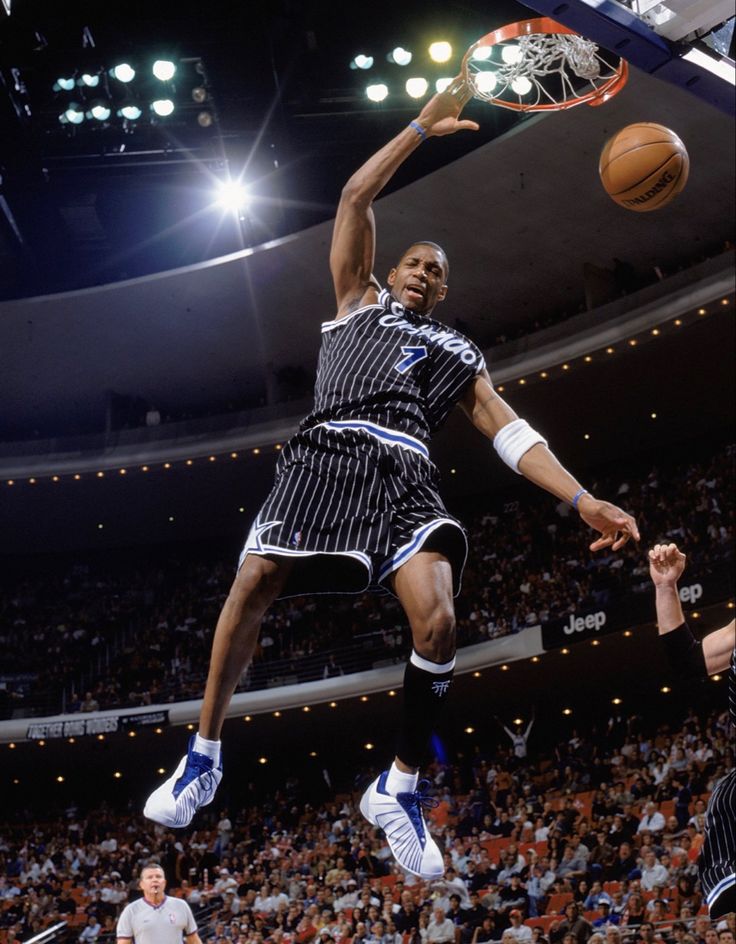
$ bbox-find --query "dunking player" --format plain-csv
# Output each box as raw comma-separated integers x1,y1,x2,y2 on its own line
648,543,735,917
145,81,639,878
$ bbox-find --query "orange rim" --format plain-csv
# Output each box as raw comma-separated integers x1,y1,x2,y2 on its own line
461,17,629,112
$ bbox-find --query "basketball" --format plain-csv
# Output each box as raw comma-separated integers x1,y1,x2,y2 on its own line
599,122,689,212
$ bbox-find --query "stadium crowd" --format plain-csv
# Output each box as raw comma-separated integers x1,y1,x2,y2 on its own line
0,695,733,944
1,444,732,718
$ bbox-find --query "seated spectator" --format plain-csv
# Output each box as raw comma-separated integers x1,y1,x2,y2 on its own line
551,903,593,944
426,907,457,944
505,909,532,944
640,852,670,891
637,804,666,836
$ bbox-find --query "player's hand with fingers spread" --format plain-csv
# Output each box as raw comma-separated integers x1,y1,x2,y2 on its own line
414,76,479,138
577,493,640,552
648,542,687,586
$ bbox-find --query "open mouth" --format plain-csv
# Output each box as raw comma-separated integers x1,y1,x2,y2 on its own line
405,285,425,302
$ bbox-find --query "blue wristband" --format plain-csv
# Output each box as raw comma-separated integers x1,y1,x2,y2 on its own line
572,488,588,510
409,120,427,141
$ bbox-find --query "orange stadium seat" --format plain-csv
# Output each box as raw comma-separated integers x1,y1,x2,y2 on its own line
546,893,573,914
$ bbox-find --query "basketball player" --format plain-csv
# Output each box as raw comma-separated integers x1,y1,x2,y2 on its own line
145,79,639,879
116,862,202,944
648,542,735,917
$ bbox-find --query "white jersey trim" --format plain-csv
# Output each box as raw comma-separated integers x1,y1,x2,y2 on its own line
378,517,467,586
321,303,381,333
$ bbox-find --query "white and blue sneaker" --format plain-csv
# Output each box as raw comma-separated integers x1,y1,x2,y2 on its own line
144,736,222,828
360,771,443,879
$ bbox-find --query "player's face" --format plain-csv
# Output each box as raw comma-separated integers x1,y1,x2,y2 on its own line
387,245,448,313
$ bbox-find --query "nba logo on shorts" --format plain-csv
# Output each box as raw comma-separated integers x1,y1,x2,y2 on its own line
291,529,303,547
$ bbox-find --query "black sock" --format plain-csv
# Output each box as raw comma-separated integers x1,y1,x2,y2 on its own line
395,650,455,769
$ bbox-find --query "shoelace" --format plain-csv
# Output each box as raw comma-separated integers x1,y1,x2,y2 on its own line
398,780,439,837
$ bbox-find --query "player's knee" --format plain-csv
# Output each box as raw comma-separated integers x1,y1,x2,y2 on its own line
231,556,288,611
412,604,456,663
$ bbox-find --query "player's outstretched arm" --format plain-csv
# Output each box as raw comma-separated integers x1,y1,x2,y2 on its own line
330,79,478,317
649,542,735,675
460,371,639,552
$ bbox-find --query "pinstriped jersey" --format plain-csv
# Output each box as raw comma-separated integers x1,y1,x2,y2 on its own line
301,289,485,444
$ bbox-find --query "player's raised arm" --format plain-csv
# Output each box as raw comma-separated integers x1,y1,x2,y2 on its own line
330,79,478,318
461,369,639,552
648,542,735,676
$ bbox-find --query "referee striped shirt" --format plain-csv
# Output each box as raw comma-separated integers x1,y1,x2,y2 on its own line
303,288,485,445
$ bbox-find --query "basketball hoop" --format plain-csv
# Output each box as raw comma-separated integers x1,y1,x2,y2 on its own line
457,17,628,112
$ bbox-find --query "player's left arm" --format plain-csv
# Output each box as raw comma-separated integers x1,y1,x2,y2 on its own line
461,370,639,551
185,931,203,944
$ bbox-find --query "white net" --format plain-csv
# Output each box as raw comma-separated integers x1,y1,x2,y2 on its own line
466,31,623,110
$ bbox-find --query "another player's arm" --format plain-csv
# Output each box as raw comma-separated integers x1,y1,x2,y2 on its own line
330,80,478,318
648,542,735,676
461,370,639,551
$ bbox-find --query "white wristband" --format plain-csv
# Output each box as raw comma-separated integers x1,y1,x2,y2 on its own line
493,418,547,473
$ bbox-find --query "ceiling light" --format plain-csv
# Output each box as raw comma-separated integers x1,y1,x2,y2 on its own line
501,44,523,64
151,99,175,117
472,46,492,61
435,77,453,93
428,41,452,63
61,103,85,125
80,73,99,88
474,71,497,94
612,697,622,705
464,726,475,734
119,104,142,120
258,756,268,764
661,686,671,693
511,76,533,95
55,77,76,92
192,86,208,103
406,77,429,98
152,60,176,81
111,63,135,83
352,54,374,70
390,47,413,66
364,742,374,750
562,708,572,715
216,180,250,212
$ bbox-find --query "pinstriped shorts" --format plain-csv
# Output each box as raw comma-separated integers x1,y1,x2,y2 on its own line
700,767,736,917
238,421,467,599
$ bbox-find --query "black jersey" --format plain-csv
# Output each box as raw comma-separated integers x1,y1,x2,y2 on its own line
301,289,485,445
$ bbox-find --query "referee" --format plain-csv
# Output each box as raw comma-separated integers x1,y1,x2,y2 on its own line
649,542,736,917
116,862,202,944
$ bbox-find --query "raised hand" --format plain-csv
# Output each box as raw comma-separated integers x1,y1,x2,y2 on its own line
577,494,640,552
415,77,479,137
648,542,687,587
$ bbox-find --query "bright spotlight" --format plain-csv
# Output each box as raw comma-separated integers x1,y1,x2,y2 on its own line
80,73,99,88
428,41,452,63
151,99,175,116
153,59,176,81
501,44,523,65
351,54,374,70
471,45,492,61
389,46,412,66
54,77,75,92
216,180,250,212
366,83,388,102
435,77,453,93
119,104,142,120
89,101,111,121
511,75,533,95
475,71,497,94
405,76,429,98
111,63,135,83
61,103,84,125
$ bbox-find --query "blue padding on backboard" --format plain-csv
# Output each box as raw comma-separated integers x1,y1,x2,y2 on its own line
652,56,736,115
521,0,672,70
